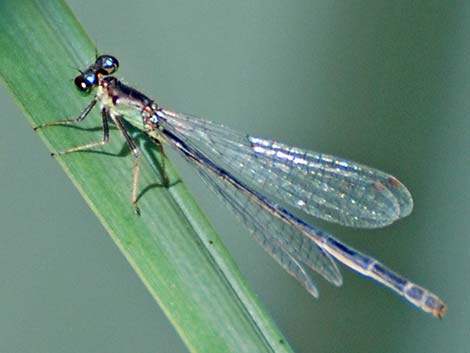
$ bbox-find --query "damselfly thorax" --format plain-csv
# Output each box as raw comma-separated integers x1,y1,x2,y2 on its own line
97,76,161,133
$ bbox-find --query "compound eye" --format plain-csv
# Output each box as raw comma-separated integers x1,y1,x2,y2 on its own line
95,54,119,75
74,71,97,93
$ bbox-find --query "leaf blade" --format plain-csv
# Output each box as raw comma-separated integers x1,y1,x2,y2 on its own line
0,1,296,352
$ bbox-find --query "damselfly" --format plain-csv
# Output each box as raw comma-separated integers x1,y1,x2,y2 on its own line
35,55,446,318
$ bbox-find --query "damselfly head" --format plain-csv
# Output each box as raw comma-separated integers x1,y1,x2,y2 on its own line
73,54,119,94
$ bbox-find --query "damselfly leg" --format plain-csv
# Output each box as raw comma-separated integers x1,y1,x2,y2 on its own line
33,99,97,130
148,136,170,188
33,99,168,215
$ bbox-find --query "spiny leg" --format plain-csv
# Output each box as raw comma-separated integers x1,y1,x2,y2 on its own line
52,107,110,156
152,137,170,187
34,98,97,130
112,115,142,215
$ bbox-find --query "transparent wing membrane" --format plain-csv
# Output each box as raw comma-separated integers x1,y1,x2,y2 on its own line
160,110,413,228
195,164,342,297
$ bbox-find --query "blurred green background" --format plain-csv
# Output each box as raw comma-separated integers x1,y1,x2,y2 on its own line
0,1,468,352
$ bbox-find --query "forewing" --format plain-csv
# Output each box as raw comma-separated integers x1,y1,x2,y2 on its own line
159,109,413,228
